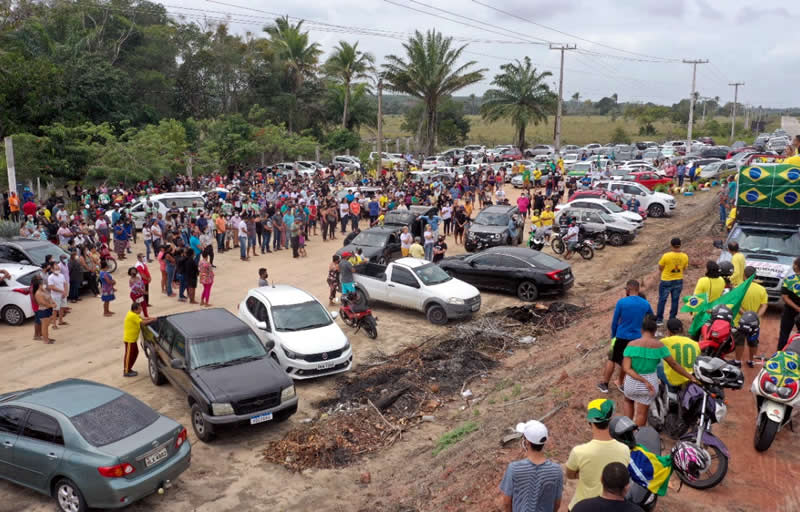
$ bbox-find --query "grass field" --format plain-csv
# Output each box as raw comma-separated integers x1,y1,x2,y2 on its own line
362,115,741,148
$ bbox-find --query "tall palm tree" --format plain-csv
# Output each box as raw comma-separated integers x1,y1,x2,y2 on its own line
382,29,485,155
324,41,374,128
265,16,321,131
480,57,557,150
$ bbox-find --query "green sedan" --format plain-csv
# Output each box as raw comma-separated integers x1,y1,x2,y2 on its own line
0,379,190,512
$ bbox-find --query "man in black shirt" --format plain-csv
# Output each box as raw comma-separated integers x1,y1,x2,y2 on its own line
432,235,447,263
572,462,643,512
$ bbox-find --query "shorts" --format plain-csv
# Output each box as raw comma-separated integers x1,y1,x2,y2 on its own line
101,293,116,302
36,308,52,319
52,300,61,312
567,241,578,252
609,337,633,364
734,329,758,347
341,282,356,294
401,248,410,257
624,373,660,406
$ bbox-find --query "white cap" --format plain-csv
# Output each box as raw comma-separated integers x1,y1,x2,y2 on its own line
515,420,548,445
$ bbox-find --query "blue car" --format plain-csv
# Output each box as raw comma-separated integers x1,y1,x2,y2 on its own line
0,379,191,511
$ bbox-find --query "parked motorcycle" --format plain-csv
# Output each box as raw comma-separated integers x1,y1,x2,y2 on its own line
550,226,595,260
610,416,660,511
698,305,735,358
339,291,378,339
751,325,800,452
527,225,550,251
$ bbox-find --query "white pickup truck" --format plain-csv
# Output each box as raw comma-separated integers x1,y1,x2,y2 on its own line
352,258,481,325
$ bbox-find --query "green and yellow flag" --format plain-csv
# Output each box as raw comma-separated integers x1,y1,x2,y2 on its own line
630,445,673,496
687,274,755,337
681,293,708,314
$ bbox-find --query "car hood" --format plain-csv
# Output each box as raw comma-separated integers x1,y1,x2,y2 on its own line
617,211,643,223
430,277,480,299
606,220,637,233
193,357,290,403
468,224,507,234
336,244,384,259
652,191,675,202
275,322,349,354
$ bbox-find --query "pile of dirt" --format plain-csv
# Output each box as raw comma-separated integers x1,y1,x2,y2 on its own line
490,301,584,329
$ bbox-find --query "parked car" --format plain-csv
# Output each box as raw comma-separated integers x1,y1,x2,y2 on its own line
0,239,69,267
593,180,676,218
382,205,438,239
463,144,486,157
700,146,730,159
555,207,638,246
568,188,624,204
332,155,361,169
621,171,673,191
465,204,525,252
0,379,190,512
421,156,447,170
525,144,555,157
556,198,644,227
641,148,662,163
612,145,635,160
336,226,402,264
141,308,298,442
352,258,481,324
238,285,352,380
0,263,40,325
438,246,573,301
580,143,602,154
496,147,523,161
698,160,738,180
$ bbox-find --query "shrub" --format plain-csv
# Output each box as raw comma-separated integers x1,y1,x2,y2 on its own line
0,221,21,239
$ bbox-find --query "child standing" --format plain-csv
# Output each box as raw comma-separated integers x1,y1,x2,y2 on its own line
99,260,116,317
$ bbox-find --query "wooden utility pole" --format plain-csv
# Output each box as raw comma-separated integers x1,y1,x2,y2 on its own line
377,78,383,170
729,82,744,141
683,59,708,149
4,136,17,195
549,44,576,154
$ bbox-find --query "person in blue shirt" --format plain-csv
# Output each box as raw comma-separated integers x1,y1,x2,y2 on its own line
367,197,380,224
189,227,202,264
419,213,442,237
598,279,653,393
676,162,686,187
282,210,295,249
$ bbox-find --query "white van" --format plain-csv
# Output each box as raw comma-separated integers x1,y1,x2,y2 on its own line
106,192,205,229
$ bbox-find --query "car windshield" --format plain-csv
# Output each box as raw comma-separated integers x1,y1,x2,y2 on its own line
474,212,510,226
731,228,800,257
24,244,68,265
160,197,201,209
604,202,624,213
351,232,389,247
70,393,159,447
189,331,267,369
271,301,332,332
413,263,452,285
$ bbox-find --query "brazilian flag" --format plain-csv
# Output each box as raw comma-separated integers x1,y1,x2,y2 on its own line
740,166,774,186
765,351,800,388
688,274,755,337
777,167,800,185
774,187,800,208
739,187,770,207
629,445,673,496
681,293,708,314
783,274,800,299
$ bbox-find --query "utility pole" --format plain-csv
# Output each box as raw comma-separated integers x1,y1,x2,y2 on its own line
377,78,383,171
550,44,576,154
4,136,16,196
682,59,708,150
728,82,744,141
744,105,750,134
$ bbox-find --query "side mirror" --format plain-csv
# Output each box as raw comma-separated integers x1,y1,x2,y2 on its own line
255,321,269,330
263,339,275,352
713,240,723,249
20,260,30,265
330,311,339,319
170,358,185,370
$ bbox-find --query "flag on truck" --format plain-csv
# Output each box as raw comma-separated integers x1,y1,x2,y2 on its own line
686,274,755,337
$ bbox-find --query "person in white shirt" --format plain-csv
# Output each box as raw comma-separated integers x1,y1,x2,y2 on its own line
495,187,507,203
237,216,248,261
47,265,68,328
563,220,580,260
400,227,413,257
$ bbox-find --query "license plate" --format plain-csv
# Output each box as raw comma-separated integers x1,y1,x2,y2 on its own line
250,412,273,425
317,361,336,370
471,304,480,312
145,448,168,467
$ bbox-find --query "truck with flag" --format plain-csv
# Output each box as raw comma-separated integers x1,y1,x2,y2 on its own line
715,163,800,305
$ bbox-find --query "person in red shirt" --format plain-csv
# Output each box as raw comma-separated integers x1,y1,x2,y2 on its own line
22,199,37,217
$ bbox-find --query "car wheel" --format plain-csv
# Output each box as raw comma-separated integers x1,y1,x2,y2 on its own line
2,305,25,326
426,304,448,325
608,233,625,246
55,478,87,512
354,289,368,308
148,353,166,386
191,403,215,443
648,204,665,218
516,281,539,302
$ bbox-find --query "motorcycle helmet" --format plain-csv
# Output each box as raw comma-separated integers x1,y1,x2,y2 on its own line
718,261,734,279
608,416,638,449
710,304,734,324
671,441,709,481
737,311,760,339
694,356,744,389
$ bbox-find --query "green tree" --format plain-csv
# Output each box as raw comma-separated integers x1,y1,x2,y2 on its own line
480,57,556,150
324,40,374,128
382,29,485,154
610,126,630,144
401,97,470,146
325,82,376,131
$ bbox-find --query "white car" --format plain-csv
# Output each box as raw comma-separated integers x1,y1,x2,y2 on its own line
594,180,676,218
555,198,644,227
581,143,602,155
239,285,352,380
621,162,662,175
106,191,205,229
332,155,361,169
562,153,580,166
0,264,40,325
422,156,447,170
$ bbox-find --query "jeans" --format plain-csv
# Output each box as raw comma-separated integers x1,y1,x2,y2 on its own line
351,214,359,231
248,235,256,252
656,279,683,322
424,243,434,261
144,240,152,261
239,236,247,258
283,232,289,249
678,175,685,187
216,233,225,251
273,230,281,250
166,263,176,296
262,231,271,252
341,215,348,233
719,204,727,223
178,273,187,299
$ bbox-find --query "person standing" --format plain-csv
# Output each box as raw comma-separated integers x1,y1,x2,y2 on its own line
400,227,413,257
327,256,340,304
571,463,644,512
732,266,768,367
454,207,467,246
409,237,425,259
727,241,746,288
33,276,56,344
432,235,447,263
185,248,199,304
423,224,435,261
659,318,700,390
67,250,83,303
598,280,653,394
99,260,116,316
338,253,355,295
215,214,226,252
693,261,725,303
198,248,214,307
8,192,19,222
135,253,152,307
565,399,630,511
655,237,688,325
122,302,157,377
47,263,68,329
499,420,563,512
237,215,249,261
128,267,148,317
778,257,800,351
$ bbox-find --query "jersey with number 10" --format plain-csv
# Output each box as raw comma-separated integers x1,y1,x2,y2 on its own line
661,335,699,386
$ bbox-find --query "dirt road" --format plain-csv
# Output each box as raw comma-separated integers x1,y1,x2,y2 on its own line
0,186,791,512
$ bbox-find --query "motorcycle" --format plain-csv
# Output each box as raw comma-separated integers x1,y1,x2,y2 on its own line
751,323,800,452
339,291,378,339
98,243,118,273
527,225,550,251
698,305,735,358
550,226,594,260
610,416,661,511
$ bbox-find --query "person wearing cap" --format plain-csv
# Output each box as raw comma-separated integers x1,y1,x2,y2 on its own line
655,237,688,325
499,420,562,512
732,266,768,367
571,462,643,512
565,399,630,511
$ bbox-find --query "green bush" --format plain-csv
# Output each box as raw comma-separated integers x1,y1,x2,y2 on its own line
654,184,669,193
433,421,479,455
0,221,22,239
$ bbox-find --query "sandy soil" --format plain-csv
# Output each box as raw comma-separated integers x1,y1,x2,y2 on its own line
0,186,792,512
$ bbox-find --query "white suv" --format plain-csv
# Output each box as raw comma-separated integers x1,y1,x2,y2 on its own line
594,180,676,218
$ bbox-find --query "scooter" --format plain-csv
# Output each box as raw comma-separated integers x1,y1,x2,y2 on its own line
339,291,378,339
527,225,549,251
610,416,660,511
751,323,800,452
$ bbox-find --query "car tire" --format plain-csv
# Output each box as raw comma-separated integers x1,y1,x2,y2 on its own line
191,403,215,443
648,204,665,218
55,477,87,512
426,304,448,325
608,233,625,246
148,353,166,386
2,305,25,326
354,289,368,309
516,281,539,302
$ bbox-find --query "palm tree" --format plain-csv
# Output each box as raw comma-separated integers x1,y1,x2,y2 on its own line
382,29,485,155
265,16,321,131
480,57,557,150
324,41,375,128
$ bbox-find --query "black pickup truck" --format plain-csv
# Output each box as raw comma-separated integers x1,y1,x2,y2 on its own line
141,308,298,442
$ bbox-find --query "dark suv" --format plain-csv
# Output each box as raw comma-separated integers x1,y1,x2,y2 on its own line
142,308,298,442
465,205,524,252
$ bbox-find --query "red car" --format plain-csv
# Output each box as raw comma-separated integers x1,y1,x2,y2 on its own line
497,147,523,161
623,171,672,190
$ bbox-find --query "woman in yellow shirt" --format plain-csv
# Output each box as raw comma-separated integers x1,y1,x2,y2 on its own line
530,210,541,228
694,261,726,303
540,206,554,227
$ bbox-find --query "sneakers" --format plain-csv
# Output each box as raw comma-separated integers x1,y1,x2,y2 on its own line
730,360,742,368
597,382,609,393
123,370,138,378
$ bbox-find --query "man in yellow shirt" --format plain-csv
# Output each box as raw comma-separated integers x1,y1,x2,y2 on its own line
122,302,157,377
733,266,768,368
660,318,699,388
656,237,689,325
728,241,746,287
540,205,555,227
409,237,425,259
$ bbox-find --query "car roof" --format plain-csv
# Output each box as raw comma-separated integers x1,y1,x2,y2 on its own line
394,257,434,269
480,204,515,213
0,263,42,277
251,284,319,307
12,379,124,417
482,246,546,258
1,238,57,248
359,226,396,235
168,307,251,339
